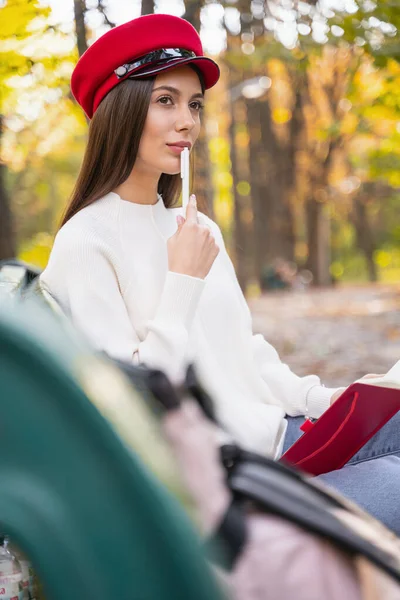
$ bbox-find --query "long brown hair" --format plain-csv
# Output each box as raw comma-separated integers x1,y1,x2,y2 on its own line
61,67,205,228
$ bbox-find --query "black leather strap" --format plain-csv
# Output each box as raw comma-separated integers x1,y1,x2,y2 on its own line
204,500,247,571
110,360,181,413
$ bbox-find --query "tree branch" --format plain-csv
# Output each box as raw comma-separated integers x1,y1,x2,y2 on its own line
97,0,116,28
141,0,154,15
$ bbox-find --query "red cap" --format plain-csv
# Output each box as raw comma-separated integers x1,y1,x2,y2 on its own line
71,14,220,119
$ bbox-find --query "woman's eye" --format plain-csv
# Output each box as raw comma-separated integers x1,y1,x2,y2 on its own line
158,96,172,105
157,96,203,111
190,101,204,111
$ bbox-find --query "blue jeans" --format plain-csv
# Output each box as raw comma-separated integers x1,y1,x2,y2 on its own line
282,413,400,535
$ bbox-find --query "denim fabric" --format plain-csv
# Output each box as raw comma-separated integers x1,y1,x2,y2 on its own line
282,413,400,535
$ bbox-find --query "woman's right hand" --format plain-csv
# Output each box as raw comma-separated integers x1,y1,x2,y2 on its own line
167,194,220,279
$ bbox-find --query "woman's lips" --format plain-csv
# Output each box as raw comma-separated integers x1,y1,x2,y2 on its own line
167,144,186,155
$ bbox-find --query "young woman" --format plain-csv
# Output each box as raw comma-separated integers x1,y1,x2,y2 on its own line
40,14,400,534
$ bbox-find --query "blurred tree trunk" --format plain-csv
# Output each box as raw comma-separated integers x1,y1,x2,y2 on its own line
305,153,334,286
73,1,116,122
246,66,306,286
74,1,117,58
73,0,88,57
228,101,248,290
141,0,154,15
193,128,214,218
303,48,357,286
184,0,201,26
305,197,331,286
183,0,214,218
247,94,295,286
247,99,267,282
73,0,90,127
303,66,341,286
0,116,15,260
351,192,377,282
282,76,303,258
260,97,296,263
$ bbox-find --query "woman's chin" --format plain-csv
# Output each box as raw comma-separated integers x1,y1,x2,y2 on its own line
161,163,181,176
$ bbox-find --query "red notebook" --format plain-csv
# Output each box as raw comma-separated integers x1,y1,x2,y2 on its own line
280,378,400,477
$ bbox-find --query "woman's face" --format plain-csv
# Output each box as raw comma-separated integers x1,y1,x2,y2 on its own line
136,65,204,176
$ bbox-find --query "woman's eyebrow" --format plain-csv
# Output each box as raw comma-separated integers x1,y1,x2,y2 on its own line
152,85,204,99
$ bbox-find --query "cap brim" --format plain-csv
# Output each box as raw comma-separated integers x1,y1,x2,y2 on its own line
125,56,220,90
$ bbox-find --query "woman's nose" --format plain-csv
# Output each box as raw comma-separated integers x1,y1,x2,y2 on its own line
175,105,196,131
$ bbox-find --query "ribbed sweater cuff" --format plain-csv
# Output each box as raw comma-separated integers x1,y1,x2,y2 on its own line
306,385,342,419
156,271,206,329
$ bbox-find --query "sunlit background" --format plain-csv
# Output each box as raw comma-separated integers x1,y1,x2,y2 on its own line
1,0,400,294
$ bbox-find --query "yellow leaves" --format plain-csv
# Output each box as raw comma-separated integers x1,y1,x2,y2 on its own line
208,136,224,153
330,262,344,278
272,107,292,124
3,143,25,170
296,241,308,260
209,137,230,163
18,232,53,269
0,0,50,39
387,171,400,188
0,0,58,110
235,130,249,148
0,49,29,77
3,95,86,173
213,170,233,227
267,58,287,77
374,250,400,284
341,112,358,135
365,102,398,121
291,47,306,61
338,223,355,248
237,181,251,196
214,195,231,228
353,66,385,103
374,250,391,268
216,171,233,189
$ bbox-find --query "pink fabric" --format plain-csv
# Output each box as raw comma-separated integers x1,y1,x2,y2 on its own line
232,514,361,600
162,398,399,599
163,400,231,534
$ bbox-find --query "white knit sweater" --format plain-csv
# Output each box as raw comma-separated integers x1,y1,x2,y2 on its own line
40,192,337,457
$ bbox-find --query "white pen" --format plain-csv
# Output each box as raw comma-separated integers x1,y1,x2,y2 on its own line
180,146,190,213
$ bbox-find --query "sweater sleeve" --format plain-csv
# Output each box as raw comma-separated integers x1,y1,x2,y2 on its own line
200,214,339,419
45,229,205,384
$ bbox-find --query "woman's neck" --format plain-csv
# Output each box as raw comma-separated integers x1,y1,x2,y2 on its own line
113,166,160,205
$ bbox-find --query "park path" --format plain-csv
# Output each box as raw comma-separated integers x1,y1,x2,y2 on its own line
248,284,400,387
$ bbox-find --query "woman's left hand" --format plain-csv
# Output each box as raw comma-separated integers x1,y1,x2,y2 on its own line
329,373,386,405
